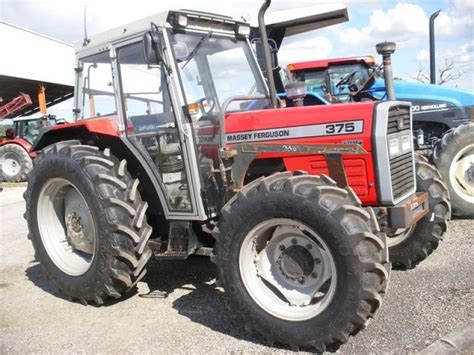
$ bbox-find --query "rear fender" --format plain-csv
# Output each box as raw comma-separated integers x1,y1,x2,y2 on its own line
0,138,35,157
30,117,166,221
31,117,120,152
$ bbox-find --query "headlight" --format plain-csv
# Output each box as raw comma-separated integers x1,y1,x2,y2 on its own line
388,134,412,158
401,134,411,151
176,14,188,27
236,25,251,37
389,138,400,157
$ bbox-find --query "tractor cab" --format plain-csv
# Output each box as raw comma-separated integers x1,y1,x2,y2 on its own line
11,114,60,143
74,10,272,218
287,56,377,103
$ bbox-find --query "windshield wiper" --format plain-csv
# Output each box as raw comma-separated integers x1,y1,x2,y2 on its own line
181,32,213,69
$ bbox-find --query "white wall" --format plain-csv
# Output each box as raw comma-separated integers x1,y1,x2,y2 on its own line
0,21,75,86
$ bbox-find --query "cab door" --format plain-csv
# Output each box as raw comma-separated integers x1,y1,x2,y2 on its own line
114,39,206,220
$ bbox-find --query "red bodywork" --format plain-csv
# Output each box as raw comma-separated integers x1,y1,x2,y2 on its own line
226,103,377,204
288,56,373,72
34,105,380,205
0,138,35,158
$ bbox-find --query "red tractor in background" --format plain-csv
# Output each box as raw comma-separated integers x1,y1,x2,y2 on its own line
0,114,62,182
23,2,449,351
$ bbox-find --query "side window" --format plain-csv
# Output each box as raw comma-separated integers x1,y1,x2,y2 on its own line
81,51,117,119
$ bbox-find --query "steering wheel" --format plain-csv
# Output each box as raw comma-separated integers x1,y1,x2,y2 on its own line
197,97,216,114
335,70,357,88
349,64,382,99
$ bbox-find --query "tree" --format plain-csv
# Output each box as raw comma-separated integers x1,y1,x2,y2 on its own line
410,58,463,85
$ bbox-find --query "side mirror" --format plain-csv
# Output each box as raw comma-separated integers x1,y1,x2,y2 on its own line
143,31,162,65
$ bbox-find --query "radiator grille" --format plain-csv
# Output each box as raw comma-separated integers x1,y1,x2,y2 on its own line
388,105,415,202
387,106,411,135
390,153,415,201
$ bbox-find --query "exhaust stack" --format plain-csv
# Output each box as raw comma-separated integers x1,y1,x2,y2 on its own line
376,41,397,101
258,0,278,109
429,10,441,84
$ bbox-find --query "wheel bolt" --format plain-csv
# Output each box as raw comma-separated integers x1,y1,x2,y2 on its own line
306,244,313,250
291,238,297,245
279,245,285,251
311,272,318,279
299,278,305,284
314,258,321,264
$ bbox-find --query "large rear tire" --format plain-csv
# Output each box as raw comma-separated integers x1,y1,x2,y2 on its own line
0,143,33,182
213,172,389,351
433,123,474,217
24,140,153,305
387,154,450,269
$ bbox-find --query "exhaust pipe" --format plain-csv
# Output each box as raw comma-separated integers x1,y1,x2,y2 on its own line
376,41,397,101
258,0,278,109
429,10,441,84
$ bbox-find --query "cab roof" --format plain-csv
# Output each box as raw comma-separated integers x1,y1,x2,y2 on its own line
288,56,376,72
75,9,248,55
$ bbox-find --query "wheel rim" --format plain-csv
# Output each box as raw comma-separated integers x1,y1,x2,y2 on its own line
239,218,337,321
37,178,97,276
1,152,21,177
449,144,474,203
386,225,415,247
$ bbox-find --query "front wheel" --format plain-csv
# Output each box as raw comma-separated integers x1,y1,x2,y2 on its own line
433,123,474,217
387,154,451,269
24,141,153,305
214,172,389,351
0,144,33,182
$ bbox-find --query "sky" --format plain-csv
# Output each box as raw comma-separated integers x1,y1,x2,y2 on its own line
0,0,473,118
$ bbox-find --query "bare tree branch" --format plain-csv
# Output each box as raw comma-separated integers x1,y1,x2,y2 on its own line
408,59,463,85
438,58,462,85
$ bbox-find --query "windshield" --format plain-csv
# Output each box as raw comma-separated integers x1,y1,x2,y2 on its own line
294,69,327,97
296,63,370,102
169,31,270,112
327,64,369,98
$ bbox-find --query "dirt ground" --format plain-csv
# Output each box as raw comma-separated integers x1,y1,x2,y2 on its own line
1,185,473,353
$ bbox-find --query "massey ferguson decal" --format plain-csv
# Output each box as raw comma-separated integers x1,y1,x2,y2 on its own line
225,120,364,144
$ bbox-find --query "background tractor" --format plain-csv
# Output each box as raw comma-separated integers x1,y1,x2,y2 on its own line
0,114,62,182
23,1,448,350
286,53,473,217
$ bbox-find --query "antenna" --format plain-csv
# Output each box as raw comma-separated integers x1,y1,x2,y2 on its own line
83,4,90,47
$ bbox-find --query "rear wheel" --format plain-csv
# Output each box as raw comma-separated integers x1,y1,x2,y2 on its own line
24,140,153,304
433,123,474,217
214,172,388,351
0,144,33,182
387,154,450,269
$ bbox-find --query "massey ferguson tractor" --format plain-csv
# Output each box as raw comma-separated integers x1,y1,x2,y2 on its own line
0,115,60,182
286,52,473,218
24,2,449,350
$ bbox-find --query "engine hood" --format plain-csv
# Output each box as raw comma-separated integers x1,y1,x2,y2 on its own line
370,79,474,108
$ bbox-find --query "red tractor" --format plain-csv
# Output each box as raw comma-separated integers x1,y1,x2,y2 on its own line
24,2,449,350
0,115,61,182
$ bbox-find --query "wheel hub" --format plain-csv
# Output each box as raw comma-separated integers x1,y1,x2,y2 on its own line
37,178,97,276
65,212,91,253
240,220,337,321
467,162,474,183
277,245,314,282
1,154,21,176
451,144,474,200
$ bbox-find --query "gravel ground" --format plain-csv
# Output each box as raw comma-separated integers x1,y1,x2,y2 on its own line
1,185,473,354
